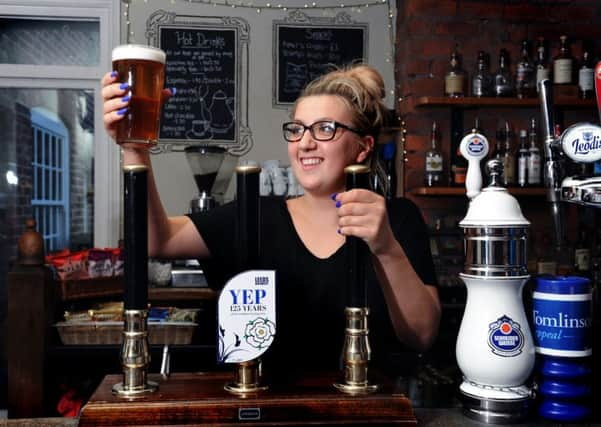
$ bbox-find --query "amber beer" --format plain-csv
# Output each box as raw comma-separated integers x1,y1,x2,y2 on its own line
112,44,166,146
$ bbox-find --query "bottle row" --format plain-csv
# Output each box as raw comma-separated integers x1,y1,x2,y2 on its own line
444,36,595,100
425,118,543,188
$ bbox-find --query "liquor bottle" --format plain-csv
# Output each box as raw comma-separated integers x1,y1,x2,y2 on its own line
494,126,505,161
574,229,591,277
472,50,493,97
535,37,551,92
553,35,574,85
515,40,536,98
502,121,516,186
425,121,443,187
444,46,467,98
381,141,397,199
494,48,514,97
527,117,542,186
452,137,468,186
578,42,594,99
517,129,529,187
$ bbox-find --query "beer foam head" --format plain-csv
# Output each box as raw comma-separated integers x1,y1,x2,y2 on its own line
112,44,166,64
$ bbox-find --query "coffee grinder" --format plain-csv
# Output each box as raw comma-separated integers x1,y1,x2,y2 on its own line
185,145,236,213
455,129,535,423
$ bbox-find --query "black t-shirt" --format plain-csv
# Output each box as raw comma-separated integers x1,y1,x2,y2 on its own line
188,196,437,378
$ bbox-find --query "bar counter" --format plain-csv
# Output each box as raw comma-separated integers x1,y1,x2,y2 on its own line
56,369,595,426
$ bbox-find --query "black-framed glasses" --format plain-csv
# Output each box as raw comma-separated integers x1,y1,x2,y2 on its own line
282,120,365,142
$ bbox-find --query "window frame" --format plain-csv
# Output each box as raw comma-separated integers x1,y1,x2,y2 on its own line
0,0,122,248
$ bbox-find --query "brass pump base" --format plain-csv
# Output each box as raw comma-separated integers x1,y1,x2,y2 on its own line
334,307,378,395
225,359,268,395
112,380,158,397
112,309,158,397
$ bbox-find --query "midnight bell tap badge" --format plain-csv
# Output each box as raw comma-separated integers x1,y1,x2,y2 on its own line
218,270,276,363
487,315,526,357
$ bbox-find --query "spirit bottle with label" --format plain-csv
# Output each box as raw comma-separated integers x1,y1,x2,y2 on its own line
425,121,443,187
578,41,594,99
502,121,516,186
515,40,536,99
527,117,542,186
444,46,467,98
553,35,574,85
535,37,551,92
472,50,493,97
517,129,529,187
494,48,514,97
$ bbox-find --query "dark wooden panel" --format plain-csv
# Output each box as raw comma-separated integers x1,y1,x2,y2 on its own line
80,372,416,426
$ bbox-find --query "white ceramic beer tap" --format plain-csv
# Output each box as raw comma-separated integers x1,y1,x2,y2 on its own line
455,130,535,423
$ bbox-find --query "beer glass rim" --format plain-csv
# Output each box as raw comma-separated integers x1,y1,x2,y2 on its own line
112,44,166,64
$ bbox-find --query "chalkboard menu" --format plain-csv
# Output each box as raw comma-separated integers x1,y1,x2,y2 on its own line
159,26,237,144
274,24,367,105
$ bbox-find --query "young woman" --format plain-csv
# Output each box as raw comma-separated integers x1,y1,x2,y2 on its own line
101,64,440,375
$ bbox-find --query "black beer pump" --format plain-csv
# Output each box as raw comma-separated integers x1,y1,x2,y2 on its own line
334,164,378,394
113,165,158,396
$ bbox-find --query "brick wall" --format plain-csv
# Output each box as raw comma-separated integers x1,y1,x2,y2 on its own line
395,0,600,234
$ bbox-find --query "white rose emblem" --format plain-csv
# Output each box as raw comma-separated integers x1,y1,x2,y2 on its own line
244,317,276,349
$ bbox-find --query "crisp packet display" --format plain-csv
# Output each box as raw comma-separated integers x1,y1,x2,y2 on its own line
87,248,114,278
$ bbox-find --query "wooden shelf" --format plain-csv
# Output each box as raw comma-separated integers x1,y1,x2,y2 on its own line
59,276,216,302
414,96,595,108
149,287,217,301
410,186,547,197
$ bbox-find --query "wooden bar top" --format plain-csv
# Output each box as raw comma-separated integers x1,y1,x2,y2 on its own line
79,372,416,426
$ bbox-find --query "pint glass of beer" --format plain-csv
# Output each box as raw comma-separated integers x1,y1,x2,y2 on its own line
112,44,166,147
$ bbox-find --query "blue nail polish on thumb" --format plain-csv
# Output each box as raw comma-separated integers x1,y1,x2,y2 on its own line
330,192,337,201
170,87,177,96
110,71,117,78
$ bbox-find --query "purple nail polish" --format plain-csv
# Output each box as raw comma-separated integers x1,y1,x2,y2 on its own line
119,82,129,90
335,201,341,208
117,107,128,116
330,192,337,201
170,87,177,96
121,95,130,103
337,228,341,234
110,71,118,78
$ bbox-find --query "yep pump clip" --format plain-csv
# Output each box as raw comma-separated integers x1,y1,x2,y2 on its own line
459,129,489,199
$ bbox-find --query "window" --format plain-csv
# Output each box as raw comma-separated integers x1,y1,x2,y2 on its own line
0,1,120,259
30,107,70,252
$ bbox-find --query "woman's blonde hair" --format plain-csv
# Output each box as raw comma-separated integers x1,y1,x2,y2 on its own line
292,64,391,195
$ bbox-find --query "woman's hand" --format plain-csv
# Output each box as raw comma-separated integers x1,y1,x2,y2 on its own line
101,71,173,140
334,189,397,255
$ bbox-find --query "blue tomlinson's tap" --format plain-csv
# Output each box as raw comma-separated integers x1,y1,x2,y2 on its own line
532,275,593,422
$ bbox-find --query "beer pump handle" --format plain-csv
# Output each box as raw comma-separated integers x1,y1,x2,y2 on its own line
344,165,370,308
459,131,489,199
123,165,148,310
235,165,261,271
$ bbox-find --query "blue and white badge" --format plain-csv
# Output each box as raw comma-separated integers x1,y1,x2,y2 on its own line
217,270,276,363
488,315,525,357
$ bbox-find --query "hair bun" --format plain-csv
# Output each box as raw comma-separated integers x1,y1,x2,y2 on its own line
347,65,385,101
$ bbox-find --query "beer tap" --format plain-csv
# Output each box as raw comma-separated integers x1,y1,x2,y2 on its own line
334,164,378,395
538,79,566,252
113,165,158,396
538,74,601,217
